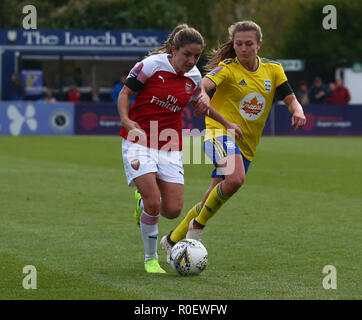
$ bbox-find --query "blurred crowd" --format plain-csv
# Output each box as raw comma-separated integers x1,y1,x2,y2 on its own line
9,70,131,104
296,77,351,105
10,70,351,106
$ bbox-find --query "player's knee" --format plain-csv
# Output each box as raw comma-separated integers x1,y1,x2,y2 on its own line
162,205,182,219
224,174,245,193
164,211,181,219
143,197,161,216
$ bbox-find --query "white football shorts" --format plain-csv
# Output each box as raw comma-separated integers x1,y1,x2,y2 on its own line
122,138,184,187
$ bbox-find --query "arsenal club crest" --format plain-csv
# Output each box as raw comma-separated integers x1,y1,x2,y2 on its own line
131,159,140,171
185,81,192,94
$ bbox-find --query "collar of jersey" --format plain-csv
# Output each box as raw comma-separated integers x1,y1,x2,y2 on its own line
236,55,260,73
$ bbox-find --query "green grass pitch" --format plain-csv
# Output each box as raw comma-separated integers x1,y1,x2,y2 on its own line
0,135,361,300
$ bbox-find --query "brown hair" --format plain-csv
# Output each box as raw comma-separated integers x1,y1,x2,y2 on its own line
149,24,204,55
204,21,262,71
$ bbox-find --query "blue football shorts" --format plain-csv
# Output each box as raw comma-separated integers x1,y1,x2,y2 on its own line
204,135,251,179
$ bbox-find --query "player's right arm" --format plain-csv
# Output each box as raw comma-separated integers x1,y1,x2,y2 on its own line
118,58,154,136
117,85,141,133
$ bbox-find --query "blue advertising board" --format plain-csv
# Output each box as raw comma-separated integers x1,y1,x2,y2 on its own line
0,102,74,135
73,103,206,136
273,104,362,136
74,102,121,135
1,101,361,137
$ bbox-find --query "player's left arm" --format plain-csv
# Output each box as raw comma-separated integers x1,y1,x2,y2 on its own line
276,80,306,131
284,94,306,131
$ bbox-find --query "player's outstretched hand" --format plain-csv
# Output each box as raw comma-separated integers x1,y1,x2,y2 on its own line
292,111,306,131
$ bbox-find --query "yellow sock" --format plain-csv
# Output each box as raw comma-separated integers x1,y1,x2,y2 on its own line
170,202,201,244
195,182,230,226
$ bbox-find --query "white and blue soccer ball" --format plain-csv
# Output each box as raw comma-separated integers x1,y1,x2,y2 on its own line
171,239,208,276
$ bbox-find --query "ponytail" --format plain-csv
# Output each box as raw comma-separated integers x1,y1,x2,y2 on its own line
149,24,204,56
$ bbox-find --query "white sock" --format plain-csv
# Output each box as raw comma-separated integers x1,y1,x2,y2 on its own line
140,211,159,262
139,198,144,210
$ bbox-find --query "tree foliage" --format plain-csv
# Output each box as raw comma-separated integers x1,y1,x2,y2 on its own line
0,0,302,57
2,0,361,79
0,0,186,30
227,0,304,59
48,0,186,30
281,0,362,77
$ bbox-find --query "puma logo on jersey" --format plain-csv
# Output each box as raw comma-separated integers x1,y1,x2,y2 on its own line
239,79,247,86
158,75,165,83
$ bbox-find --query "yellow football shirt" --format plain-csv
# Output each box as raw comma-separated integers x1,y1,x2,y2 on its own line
204,56,288,161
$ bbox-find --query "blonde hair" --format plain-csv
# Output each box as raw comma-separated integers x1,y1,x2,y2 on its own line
204,21,262,71
149,24,204,55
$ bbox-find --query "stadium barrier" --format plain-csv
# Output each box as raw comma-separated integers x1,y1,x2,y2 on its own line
0,102,74,135
269,103,362,136
0,101,361,136
73,102,206,135
74,102,121,135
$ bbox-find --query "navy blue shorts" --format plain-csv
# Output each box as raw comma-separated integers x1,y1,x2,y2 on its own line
204,135,251,179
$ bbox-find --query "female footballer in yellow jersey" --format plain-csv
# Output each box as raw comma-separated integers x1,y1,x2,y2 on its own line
160,21,306,260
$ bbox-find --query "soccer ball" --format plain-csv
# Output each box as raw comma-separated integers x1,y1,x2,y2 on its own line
171,239,208,276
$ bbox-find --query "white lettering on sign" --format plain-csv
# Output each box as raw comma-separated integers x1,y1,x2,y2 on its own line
120,32,160,46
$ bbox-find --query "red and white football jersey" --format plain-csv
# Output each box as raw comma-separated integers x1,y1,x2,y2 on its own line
120,53,202,151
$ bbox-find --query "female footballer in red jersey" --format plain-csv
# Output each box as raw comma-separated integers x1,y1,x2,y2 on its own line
160,21,306,263
118,24,242,273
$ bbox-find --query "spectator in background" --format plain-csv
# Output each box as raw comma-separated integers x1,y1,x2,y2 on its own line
111,72,128,103
328,81,336,91
38,88,56,103
296,80,309,105
325,82,336,104
91,86,101,102
308,77,330,103
10,74,25,100
67,83,81,102
73,67,85,87
326,78,351,104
